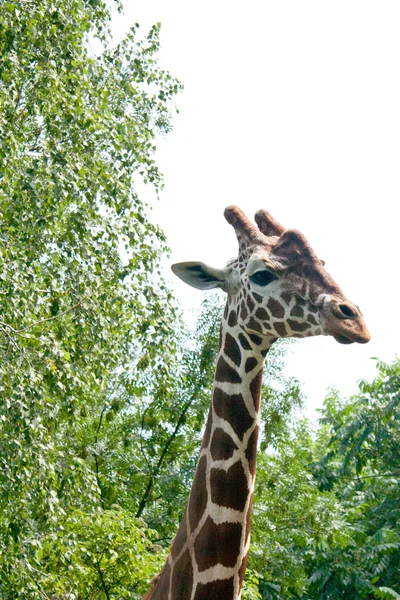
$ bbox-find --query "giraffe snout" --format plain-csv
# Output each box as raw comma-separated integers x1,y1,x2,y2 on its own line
324,298,371,344
331,300,359,321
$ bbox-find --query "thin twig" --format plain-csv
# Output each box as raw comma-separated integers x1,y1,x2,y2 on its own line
136,393,196,519
349,472,400,481
0,324,32,367
95,556,111,600
136,320,217,518
13,301,82,334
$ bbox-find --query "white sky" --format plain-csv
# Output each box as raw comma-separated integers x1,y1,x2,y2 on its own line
113,1,400,416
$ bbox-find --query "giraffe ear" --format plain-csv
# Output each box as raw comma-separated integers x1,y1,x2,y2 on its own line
171,262,229,291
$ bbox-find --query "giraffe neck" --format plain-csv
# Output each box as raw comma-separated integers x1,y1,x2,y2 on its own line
147,300,274,600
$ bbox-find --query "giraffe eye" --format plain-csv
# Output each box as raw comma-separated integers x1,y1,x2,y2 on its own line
249,270,278,286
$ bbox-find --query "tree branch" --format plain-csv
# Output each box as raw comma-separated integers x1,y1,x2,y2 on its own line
95,557,111,600
135,393,197,519
0,301,82,335
349,471,400,481
135,311,218,518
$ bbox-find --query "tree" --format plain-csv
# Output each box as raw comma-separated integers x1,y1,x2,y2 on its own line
87,294,223,543
247,358,400,600
308,359,400,599
0,1,181,596
31,509,166,599
250,407,348,599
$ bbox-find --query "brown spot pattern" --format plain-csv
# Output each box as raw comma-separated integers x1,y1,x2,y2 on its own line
238,332,251,350
189,456,208,532
250,369,263,411
247,317,262,333
307,314,317,325
255,307,269,321
267,298,285,318
249,333,262,345
245,426,259,477
215,356,242,384
213,388,254,441
290,305,304,318
224,303,229,319
240,303,248,321
211,428,239,461
171,550,193,599
228,309,237,327
194,516,242,571
253,293,263,303
210,461,248,512
287,319,311,332
274,321,287,336
224,332,242,367
193,577,235,600
245,357,258,373
247,296,255,312
280,292,292,304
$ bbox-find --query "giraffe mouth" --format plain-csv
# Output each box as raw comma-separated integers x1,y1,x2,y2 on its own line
332,333,356,345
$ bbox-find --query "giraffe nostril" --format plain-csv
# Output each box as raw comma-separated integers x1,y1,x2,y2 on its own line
338,304,356,319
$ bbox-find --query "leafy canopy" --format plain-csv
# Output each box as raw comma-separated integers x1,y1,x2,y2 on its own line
0,0,181,597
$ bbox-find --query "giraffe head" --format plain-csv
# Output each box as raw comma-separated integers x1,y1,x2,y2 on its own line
172,206,370,345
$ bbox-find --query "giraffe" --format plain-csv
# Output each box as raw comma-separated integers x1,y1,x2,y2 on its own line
143,206,370,600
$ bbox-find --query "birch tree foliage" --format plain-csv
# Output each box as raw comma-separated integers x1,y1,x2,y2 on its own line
0,1,181,596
